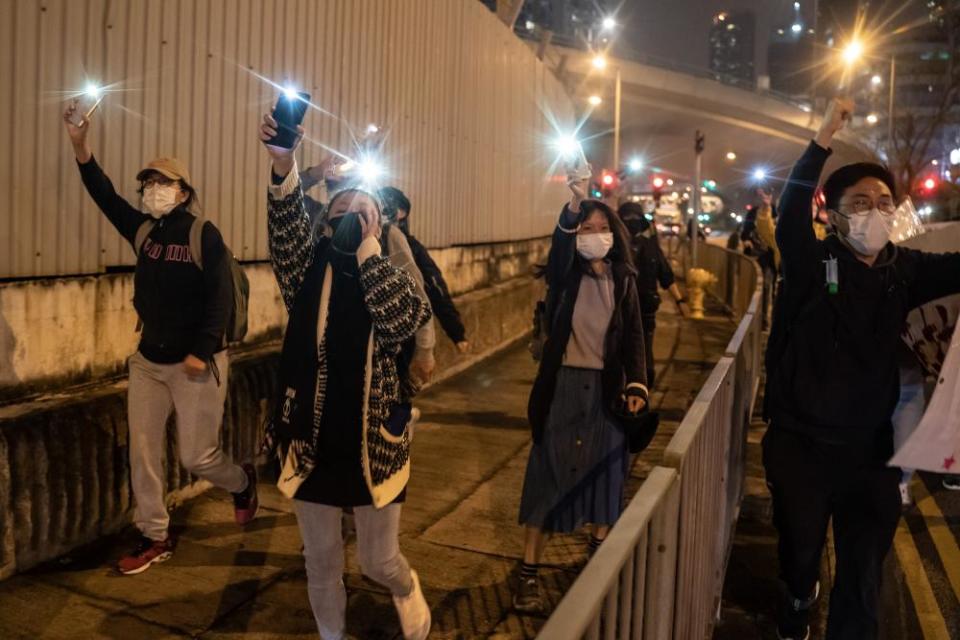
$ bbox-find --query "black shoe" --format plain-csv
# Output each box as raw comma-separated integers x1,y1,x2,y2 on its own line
513,575,544,613
777,582,819,640
943,475,960,491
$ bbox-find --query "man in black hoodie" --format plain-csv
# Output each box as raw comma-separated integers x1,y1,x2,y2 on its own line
63,100,258,576
378,187,469,354
764,97,960,639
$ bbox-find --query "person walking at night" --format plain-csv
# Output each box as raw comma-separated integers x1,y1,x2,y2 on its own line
63,100,258,576
513,169,648,613
258,113,433,640
618,203,686,388
762,97,960,640
378,186,470,354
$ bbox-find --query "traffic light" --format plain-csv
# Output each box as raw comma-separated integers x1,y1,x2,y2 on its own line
589,180,603,199
600,171,618,197
922,176,938,193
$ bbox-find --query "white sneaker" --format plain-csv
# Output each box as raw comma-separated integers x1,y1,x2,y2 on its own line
393,570,431,640
899,482,912,506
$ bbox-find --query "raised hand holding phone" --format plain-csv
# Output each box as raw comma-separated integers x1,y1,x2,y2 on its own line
259,111,303,178
63,99,93,163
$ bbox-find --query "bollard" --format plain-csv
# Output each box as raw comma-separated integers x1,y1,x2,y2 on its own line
686,268,717,320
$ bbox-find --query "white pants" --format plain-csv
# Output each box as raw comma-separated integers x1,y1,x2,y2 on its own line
293,501,414,640
127,350,247,540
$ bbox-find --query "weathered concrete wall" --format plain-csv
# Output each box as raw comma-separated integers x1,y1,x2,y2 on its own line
0,238,550,402
0,267,544,580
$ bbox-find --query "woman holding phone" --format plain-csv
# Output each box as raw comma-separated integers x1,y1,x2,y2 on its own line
513,169,649,612
258,111,432,640
62,100,258,576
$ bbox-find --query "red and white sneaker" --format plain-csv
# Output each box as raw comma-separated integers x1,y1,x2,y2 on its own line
116,536,174,575
233,463,259,525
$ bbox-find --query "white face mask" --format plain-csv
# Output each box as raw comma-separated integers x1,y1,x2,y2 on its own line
576,232,614,261
142,184,181,218
843,209,891,256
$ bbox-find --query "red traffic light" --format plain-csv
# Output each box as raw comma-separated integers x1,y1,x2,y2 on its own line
923,177,937,191
602,173,615,186
652,177,664,188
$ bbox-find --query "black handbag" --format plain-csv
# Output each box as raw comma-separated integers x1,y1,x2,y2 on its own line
612,397,660,454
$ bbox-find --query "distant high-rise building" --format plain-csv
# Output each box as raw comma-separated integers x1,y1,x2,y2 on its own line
709,11,757,86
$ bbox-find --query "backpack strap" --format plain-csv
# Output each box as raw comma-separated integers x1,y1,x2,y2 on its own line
188,216,205,270
134,220,155,256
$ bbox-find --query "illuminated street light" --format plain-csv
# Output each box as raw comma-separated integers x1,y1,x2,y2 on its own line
951,148,960,165
588,95,603,106
726,151,737,161
366,123,380,134
525,20,535,31
866,113,879,125
601,16,617,31
592,55,608,70
871,74,883,86
842,40,863,65
791,23,802,34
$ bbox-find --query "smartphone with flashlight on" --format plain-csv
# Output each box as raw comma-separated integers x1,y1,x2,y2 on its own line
68,91,103,127
268,91,311,148
564,153,593,182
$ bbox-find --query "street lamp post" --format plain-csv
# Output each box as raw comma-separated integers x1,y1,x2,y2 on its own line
613,67,622,172
888,55,896,149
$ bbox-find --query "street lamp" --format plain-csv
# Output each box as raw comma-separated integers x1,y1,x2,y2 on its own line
592,54,608,70
866,113,879,125
871,74,883,87
842,40,863,65
588,95,603,106
726,151,737,161
601,16,616,31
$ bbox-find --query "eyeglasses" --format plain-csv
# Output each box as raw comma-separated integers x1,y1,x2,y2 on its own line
141,175,178,189
836,197,897,217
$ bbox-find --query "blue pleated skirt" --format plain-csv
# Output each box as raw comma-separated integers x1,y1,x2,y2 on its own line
518,367,629,533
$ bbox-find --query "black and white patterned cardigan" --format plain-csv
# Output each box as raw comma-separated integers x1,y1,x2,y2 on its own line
264,164,431,508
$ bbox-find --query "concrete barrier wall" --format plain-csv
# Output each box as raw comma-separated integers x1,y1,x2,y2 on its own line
0,263,545,579
0,238,550,402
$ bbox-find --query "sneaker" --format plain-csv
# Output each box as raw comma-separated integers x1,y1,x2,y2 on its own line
233,463,259,525
943,475,960,491
899,482,913,506
513,574,544,613
776,582,819,640
116,536,174,575
393,570,431,640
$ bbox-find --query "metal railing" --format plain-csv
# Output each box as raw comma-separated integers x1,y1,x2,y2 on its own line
540,243,762,639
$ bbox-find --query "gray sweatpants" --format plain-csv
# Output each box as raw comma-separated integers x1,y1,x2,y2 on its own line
293,501,414,640
128,350,247,541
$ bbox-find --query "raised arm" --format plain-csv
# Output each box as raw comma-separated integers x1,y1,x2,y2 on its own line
64,100,149,245
260,111,316,310
545,173,588,288
775,98,853,283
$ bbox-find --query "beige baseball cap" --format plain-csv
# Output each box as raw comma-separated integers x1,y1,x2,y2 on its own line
136,157,192,186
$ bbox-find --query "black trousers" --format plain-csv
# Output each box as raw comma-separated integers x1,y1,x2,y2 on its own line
642,313,656,389
762,425,901,640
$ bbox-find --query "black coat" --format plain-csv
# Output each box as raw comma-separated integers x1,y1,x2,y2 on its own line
765,142,960,439
632,234,676,315
403,232,467,344
527,206,648,442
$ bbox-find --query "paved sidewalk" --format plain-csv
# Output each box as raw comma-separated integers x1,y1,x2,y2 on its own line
0,302,735,639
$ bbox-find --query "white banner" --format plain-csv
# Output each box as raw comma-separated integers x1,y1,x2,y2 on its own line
890,295,960,473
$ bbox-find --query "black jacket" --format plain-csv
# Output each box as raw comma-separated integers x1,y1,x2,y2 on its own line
527,206,648,442
403,232,467,344
764,142,960,439
632,234,675,314
78,157,231,364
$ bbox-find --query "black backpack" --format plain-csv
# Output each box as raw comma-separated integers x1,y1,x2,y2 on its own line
134,217,250,344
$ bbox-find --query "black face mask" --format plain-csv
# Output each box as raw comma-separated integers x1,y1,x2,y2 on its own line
328,213,364,255
622,217,648,238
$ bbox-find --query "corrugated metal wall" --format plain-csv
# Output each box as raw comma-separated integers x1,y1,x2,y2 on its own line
0,0,573,279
